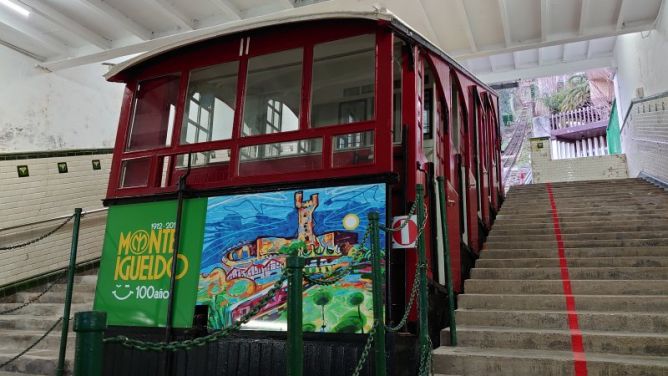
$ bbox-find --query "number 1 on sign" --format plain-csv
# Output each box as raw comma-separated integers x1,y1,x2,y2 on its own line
391,215,418,248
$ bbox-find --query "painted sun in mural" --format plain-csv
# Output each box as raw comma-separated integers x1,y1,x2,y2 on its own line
342,214,360,230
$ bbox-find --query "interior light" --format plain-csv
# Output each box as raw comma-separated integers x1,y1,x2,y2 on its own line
0,0,30,17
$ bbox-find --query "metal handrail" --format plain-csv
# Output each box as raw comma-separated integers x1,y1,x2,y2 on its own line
620,89,668,132
0,208,108,233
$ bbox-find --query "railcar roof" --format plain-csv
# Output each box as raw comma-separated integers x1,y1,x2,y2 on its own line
105,8,415,82
104,6,495,95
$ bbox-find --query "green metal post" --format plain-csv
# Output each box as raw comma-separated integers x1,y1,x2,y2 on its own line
436,177,457,346
368,212,387,376
73,311,106,376
416,185,430,356
56,207,82,376
286,254,304,376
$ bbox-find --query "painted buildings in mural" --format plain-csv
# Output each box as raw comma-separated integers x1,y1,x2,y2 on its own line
198,184,386,334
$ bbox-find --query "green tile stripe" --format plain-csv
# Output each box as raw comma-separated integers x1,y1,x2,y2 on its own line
0,148,113,161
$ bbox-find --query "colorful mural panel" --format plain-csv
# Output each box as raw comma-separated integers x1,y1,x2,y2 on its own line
197,183,386,334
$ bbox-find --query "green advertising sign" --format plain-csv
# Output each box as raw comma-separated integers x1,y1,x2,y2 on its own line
94,199,207,327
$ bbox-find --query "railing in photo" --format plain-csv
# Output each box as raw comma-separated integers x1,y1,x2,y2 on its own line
550,105,610,130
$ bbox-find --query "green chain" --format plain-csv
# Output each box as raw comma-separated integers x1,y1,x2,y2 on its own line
380,200,418,232
103,270,289,351
351,320,377,376
385,263,424,333
418,336,433,376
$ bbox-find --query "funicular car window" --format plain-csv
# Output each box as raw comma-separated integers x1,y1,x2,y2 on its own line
238,138,323,176
242,48,303,137
126,74,180,151
311,34,376,127
181,61,239,145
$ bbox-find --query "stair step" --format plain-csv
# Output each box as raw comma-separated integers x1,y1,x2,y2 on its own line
458,294,668,312
0,349,71,375
491,219,668,231
464,279,668,295
484,238,668,249
432,346,668,376
489,224,668,236
455,309,668,333
440,326,668,356
479,246,668,259
0,316,69,331
11,292,94,305
487,231,668,242
0,329,75,351
495,212,668,221
470,266,668,280
475,257,668,268
0,304,92,317
25,283,96,294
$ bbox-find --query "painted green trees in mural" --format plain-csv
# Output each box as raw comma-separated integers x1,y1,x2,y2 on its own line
313,289,333,332
347,292,365,334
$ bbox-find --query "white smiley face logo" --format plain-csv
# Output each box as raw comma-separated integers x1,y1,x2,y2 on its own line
112,284,133,301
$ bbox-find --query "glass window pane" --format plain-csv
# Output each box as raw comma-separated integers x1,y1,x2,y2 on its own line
119,158,151,188
242,49,303,137
311,34,376,127
333,131,374,168
238,138,322,176
393,41,403,144
181,61,239,144
176,149,231,168
127,75,180,151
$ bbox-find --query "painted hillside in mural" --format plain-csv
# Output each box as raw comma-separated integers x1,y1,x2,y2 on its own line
196,183,386,333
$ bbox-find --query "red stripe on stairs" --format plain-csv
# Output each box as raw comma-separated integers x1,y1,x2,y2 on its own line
546,183,588,376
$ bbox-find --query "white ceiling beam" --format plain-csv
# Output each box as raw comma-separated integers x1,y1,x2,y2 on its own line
207,0,242,20
579,0,590,35
146,0,195,30
586,40,593,58
454,20,654,59
616,0,626,30
0,35,46,61
416,0,443,47
561,44,567,62
478,55,614,84
0,11,70,56
540,0,550,42
488,56,498,72
538,47,544,66
17,0,111,49
497,0,512,47
455,0,477,52
78,0,153,41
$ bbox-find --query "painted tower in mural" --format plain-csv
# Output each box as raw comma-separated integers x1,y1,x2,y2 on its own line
295,191,320,252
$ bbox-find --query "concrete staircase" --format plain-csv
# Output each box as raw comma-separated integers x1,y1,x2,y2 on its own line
434,178,668,375
0,273,96,375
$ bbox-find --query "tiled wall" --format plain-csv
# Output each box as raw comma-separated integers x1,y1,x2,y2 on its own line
0,150,111,286
621,94,668,182
530,138,628,183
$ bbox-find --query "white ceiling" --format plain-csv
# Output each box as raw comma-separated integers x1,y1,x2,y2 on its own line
0,0,663,81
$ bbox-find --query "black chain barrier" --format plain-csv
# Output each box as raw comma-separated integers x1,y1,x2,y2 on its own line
95,196,434,375
104,270,289,351
0,316,63,370
0,215,74,251
0,275,66,315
